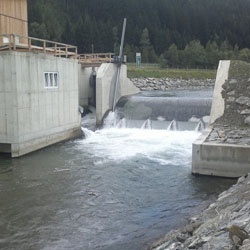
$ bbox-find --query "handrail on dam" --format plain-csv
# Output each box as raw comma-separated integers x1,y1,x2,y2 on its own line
0,34,114,66
78,53,114,67
0,33,78,58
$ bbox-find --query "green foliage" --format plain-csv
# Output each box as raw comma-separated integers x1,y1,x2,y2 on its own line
127,66,216,79
29,22,49,39
28,0,250,66
139,28,158,63
160,40,250,69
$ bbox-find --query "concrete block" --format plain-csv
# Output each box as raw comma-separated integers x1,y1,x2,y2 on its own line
192,128,250,178
0,52,81,157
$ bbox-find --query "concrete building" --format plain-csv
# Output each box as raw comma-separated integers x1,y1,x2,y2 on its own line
0,0,81,157
0,0,139,157
0,52,81,157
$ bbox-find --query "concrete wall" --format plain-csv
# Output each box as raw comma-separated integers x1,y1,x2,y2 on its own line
209,60,230,125
78,65,93,107
192,60,250,177
96,63,139,125
192,131,250,178
0,51,81,157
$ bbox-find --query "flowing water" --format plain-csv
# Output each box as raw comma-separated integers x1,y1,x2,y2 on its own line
0,90,236,250
115,89,213,130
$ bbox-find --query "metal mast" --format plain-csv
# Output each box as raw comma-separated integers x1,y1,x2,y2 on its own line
112,18,127,112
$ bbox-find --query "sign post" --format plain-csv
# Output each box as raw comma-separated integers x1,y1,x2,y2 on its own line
136,53,141,67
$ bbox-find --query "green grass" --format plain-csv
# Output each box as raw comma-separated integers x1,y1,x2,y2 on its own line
127,65,216,79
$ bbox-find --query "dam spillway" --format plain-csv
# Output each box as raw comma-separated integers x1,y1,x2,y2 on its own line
109,89,213,130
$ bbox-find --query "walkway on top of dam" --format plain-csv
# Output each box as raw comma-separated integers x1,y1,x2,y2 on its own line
0,33,114,67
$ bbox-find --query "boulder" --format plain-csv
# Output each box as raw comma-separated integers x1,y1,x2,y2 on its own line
236,96,250,106
244,116,250,126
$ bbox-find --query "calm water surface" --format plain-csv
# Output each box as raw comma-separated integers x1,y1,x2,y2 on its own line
0,127,235,250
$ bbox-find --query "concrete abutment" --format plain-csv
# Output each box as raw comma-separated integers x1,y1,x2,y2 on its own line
192,60,250,178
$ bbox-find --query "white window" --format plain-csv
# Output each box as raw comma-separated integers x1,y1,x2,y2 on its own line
14,36,20,45
3,36,9,44
44,72,59,88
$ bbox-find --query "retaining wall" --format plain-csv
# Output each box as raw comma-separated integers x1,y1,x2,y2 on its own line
192,60,250,177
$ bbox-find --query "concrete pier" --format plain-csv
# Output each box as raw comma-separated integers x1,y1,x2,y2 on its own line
0,52,81,157
192,129,250,178
192,60,250,177
95,63,139,125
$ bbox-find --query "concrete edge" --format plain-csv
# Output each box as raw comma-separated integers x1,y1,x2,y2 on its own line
11,126,81,158
209,60,230,125
192,130,250,178
193,128,212,145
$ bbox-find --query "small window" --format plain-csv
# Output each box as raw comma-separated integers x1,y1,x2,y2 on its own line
49,73,54,87
14,36,20,45
54,74,58,87
45,73,49,87
3,36,9,44
44,72,59,88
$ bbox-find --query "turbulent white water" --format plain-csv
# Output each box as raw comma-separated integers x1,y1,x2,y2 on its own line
80,127,200,166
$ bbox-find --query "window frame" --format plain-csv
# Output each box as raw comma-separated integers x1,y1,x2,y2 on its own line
44,72,59,89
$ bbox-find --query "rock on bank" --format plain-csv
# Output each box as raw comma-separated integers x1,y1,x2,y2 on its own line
131,78,215,91
149,174,250,250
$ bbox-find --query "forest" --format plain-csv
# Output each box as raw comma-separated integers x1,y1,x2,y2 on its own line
28,0,250,68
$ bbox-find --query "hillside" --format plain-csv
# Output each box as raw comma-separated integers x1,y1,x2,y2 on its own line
28,0,250,67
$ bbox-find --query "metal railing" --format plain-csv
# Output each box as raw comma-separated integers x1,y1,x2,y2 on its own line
78,53,114,64
0,34,78,58
0,34,116,66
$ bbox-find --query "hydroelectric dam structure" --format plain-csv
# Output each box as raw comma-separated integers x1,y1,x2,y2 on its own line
1,0,249,182
0,5,138,157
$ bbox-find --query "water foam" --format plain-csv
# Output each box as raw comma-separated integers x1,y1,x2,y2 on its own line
78,128,200,165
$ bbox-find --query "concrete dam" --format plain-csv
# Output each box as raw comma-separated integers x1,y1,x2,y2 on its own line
1,82,236,250
1,56,249,250
1,1,250,250
103,89,212,131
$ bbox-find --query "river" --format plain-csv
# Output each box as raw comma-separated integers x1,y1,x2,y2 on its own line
0,90,235,250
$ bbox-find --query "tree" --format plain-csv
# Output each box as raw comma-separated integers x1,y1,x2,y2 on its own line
160,44,179,68
205,41,220,68
140,28,158,63
27,0,250,67
239,48,250,63
140,28,151,63
29,22,49,39
183,40,206,68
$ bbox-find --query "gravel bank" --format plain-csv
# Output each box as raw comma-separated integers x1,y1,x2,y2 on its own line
131,78,215,91
149,175,250,250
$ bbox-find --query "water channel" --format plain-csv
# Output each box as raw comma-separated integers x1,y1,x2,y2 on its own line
0,90,236,250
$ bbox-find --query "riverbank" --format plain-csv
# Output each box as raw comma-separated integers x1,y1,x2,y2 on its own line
148,174,250,250
130,78,215,91
149,61,250,250
127,67,216,79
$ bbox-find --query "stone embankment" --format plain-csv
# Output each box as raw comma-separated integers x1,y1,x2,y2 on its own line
149,174,250,250
131,78,215,91
207,61,250,146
